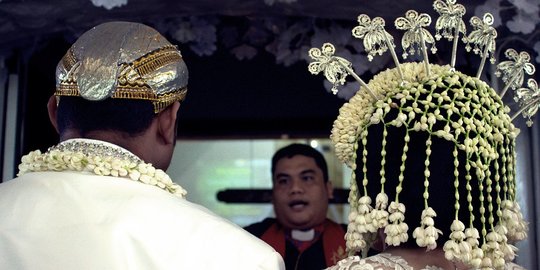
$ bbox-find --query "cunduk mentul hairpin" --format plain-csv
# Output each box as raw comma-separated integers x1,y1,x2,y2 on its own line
308,1,537,126
307,0,537,269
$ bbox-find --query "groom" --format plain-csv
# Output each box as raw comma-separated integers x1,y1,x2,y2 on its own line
0,21,284,270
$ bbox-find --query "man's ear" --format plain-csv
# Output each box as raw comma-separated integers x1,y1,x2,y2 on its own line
157,101,181,145
326,180,334,199
47,95,59,134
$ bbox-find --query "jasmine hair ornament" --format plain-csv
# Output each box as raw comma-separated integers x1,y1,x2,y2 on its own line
308,0,536,269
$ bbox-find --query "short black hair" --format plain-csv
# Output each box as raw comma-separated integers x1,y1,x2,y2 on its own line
56,96,155,137
271,143,329,182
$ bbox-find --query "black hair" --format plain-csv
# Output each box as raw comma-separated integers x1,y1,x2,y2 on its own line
356,110,501,248
56,96,155,137
271,143,329,182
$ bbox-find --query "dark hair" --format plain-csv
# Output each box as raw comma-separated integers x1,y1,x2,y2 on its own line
356,117,499,248
56,96,155,137
271,143,329,182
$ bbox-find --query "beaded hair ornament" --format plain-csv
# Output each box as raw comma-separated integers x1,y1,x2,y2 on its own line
308,0,537,269
55,21,189,113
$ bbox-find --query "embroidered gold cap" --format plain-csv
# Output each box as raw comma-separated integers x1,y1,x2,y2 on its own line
55,21,188,113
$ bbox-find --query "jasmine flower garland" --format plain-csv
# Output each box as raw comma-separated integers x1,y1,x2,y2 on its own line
17,139,187,199
310,2,535,269
328,62,525,269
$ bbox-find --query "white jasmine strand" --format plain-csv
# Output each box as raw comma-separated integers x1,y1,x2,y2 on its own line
18,140,187,199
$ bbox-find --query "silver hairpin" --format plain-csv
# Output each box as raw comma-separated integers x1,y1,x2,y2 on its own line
308,43,378,99
433,0,467,69
395,10,436,77
464,13,497,78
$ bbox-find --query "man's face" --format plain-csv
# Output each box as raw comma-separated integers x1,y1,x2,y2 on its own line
272,155,333,230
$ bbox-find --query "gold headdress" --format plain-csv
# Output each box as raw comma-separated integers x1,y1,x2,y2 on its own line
308,0,536,269
55,21,189,113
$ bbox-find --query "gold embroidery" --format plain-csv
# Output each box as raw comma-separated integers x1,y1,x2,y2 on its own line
56,45,187,113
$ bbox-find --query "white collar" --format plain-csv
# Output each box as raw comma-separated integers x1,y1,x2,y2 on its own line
291,229,315,241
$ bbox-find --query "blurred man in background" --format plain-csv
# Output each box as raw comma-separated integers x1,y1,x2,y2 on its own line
245,143,347,269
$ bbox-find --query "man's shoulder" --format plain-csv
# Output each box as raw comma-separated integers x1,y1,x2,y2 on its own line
244,217,277,236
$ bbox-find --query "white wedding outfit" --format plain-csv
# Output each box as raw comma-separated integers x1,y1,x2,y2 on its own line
326,254,525,270
0,139,284,270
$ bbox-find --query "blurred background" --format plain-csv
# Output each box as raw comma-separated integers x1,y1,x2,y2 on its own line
0,0,538,268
